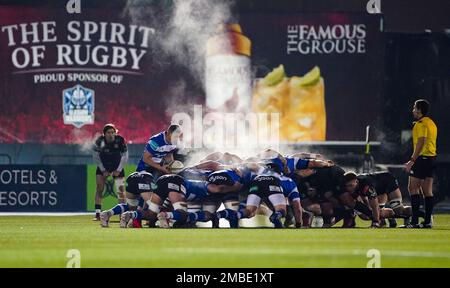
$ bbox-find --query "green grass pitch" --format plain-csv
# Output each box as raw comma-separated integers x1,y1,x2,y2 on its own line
1,215,450,268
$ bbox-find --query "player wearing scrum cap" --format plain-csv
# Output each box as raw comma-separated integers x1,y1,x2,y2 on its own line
92,124,128,221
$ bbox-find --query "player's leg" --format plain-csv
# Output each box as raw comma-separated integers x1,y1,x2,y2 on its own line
268,193,287,228
185,194,239,228
318,201,333,228
338,192,372,222
407,176,423,227
215,195,259,228
284,202,295,227
379,206,395,226
94,169,106,221
100,191,133,227
299,198,322,228
421,177,434,227
377,194,388,227
223,195,240,212
202,200,220,228
388,188,412,219
120,192,158,228
158,192,188,228
114,172,126,204
232,195,260,227
181,201,208,227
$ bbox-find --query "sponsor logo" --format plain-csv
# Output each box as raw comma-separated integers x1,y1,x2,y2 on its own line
168,183,180,191
62,84,94,128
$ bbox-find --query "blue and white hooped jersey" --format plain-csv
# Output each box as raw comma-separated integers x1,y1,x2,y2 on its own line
137,132,178,171
285,156,309,174
279,175,300,201
184,179,209,202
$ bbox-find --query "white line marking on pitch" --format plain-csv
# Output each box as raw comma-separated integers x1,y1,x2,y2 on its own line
165,248,450,259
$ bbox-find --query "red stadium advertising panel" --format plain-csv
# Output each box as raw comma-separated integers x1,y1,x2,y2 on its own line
0,5,384,144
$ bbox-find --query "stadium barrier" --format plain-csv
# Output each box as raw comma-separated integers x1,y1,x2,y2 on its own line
0,165,87,212
0,154,12,165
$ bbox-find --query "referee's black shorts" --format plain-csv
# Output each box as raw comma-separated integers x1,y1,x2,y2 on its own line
410,156,436,179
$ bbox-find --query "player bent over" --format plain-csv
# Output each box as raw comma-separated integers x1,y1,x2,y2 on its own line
158,169,244,228
92,124,128,221
99,171,153,227
344,171,413,227
218,174,296,229
120,174,188,228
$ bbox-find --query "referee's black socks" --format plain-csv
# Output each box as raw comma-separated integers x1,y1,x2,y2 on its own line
424,196,434,224
411,194,422,225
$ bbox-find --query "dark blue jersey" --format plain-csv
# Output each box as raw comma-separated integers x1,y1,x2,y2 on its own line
207,169,242,186
249,167,300,201
184,179,209,202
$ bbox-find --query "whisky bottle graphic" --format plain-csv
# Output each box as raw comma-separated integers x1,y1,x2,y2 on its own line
205,24,252,113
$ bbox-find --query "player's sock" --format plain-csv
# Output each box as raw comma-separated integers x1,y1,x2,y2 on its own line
354,202,373,219
424,196,434,224
322,214,332,225
187,211,207,222
168,210,188,222
110,203,129,215
215,209,240,228
417,210,425,218
269,211,286,228
187,212,198,222
131,210,142,220
138,197,145,209
333,208,346,223
228,209,240,228
95,204,101,218
411,194,421,225
216,209,230,219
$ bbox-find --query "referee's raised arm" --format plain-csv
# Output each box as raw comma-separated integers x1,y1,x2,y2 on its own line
403,99,438,228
